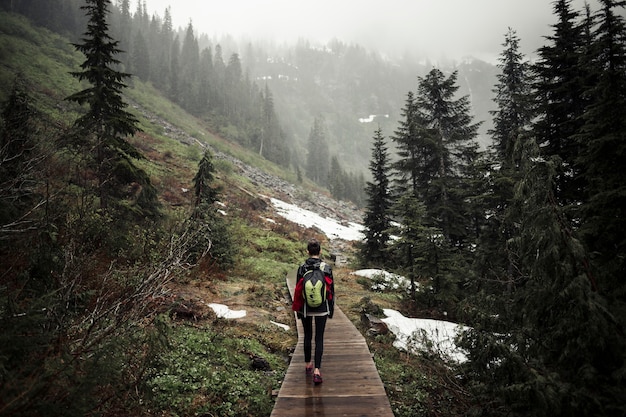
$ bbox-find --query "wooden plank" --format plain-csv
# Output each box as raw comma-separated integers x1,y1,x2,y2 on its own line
271,269,394,417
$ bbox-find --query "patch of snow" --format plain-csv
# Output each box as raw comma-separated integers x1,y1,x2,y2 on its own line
208,303,247,319
359,114,390,123
351,268,412,291
270,197,364,241
270,321,290,331
381,308,469,363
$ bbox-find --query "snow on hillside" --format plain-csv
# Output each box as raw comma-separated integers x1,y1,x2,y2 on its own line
270,197,364,241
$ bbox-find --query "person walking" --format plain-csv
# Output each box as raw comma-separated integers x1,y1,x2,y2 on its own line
292,238,334,385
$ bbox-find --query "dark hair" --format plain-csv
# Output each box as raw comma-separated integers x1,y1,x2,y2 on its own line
307,238,321,256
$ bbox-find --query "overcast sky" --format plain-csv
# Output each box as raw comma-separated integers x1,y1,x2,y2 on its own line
142,0,593,61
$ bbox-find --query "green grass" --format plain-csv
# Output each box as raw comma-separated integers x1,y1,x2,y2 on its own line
146,321,287,417
0,13,82,119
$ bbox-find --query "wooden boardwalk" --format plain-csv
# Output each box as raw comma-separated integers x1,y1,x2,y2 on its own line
271,269,394,417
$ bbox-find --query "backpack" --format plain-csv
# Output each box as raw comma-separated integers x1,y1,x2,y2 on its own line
302,262,327,308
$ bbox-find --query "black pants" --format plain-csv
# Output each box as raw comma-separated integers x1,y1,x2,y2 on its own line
301,315,328,369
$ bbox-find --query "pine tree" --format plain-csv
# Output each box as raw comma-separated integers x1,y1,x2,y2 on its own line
414,68,481,245
576,0,626,342
180,22,200,112
190,149,234,268
151,6,173,88
66,0,158,216
258,84,290,167
361,127,393,266
389,71,479,311
306,116,330,185
132,30,150,81
169,35,181,103
490,28,533,168
0,77,40,231
389,191,443,306
193,149,220,207
475,28,534,293
532,0,587,207
328,155,345,199
391,91,432,197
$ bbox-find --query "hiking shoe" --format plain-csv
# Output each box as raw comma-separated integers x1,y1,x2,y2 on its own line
305,366,313,375
313,373,323,385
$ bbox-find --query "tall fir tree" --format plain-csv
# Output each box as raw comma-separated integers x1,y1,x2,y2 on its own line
532,0,587,207
475,28,534,292
328,155,345,200
179,22,200,112
66,0,158,216
391,91,433,197
390,70,479,311
361,127,393,266
190,149,234,268
576,0,626,340
0,77,39,229
306,116,330,185
413,68,480,245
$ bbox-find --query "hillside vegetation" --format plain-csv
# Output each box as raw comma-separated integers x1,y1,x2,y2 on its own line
0,10,471,417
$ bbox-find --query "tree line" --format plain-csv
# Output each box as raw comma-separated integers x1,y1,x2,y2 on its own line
360,1,625,416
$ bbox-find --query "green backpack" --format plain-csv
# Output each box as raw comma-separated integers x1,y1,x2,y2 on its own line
303,262,327,308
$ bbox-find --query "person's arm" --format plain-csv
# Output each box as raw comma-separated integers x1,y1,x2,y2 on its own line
326,265,335,318
292,264,305,313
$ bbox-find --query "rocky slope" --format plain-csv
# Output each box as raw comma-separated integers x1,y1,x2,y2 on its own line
141,107,365,264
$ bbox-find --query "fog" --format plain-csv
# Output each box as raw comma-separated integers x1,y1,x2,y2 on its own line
143,0,592,61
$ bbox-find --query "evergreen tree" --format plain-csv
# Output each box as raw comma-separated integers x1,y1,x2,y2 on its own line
180,22,200,112
116,0,131,66
190,149,234,269
151,6,173,88
131,30,150,81
225,53,243,119
0,77,39,230
197,47,214,111
328,155,345,199
475,28,534,293
577,0,626,339
414,68,481,245
390,70,479,311
490,28,533,167
66,0,158,217
193,148,220,207
389,191,442,305
169,35,181,103
361,127,393,266
532,0,587,207
391,91,433,197
306,116,330,185
211,44,226,110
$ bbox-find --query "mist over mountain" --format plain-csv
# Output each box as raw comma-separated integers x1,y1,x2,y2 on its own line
218,37,498,176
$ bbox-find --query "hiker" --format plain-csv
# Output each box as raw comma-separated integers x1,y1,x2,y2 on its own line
292,238,334,385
